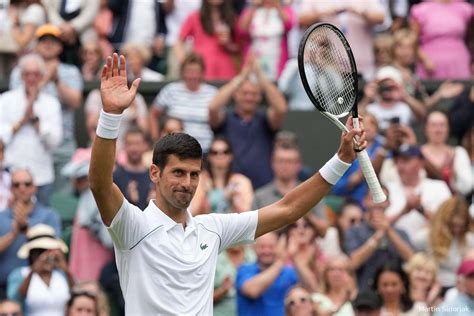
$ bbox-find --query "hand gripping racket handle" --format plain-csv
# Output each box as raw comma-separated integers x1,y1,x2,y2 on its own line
352,117,386,203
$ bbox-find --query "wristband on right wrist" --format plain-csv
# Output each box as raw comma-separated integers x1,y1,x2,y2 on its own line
319,154,351,185
96,109,123,139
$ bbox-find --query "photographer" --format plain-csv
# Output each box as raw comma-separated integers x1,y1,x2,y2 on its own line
360,66,426,131
6,224,72,316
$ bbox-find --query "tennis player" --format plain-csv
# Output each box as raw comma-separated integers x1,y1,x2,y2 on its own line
89,54,366,315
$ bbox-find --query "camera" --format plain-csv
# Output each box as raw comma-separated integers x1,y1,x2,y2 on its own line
390,117,400,125
378,81,393,94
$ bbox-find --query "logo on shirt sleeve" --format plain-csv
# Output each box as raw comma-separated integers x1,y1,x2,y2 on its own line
200,243,208,250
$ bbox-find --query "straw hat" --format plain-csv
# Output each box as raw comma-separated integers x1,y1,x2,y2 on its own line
17,224,68,259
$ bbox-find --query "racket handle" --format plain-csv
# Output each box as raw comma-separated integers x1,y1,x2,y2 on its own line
357,149,387,203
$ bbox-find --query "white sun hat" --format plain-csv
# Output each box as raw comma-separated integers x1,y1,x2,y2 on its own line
17,224,68,259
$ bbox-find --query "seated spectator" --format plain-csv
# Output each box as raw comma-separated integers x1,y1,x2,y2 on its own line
84,88,149,147
404,253,442,309
213,245,255,316
65,290,99,316
285,285,317,316
373,32,394,71
209,57,287,189
191,136,253,215
236,232,299,316
390,28,464,110
80,40,103,81
174,0,239,80
62,151,113,282
149,53,217,152
0,53,63,205
0,0,46,77
237,0,294,80
113,128,153,210
318,200,363,259
412,195,474,294
373,264,429,315
72,280,110,316
0,299,23,316
0,168,61,297
409,0,472,80
121,43,164,82
421,111,472,196
312,254,356,316
0,140,11,211
7,224,72,316
253,143,327,231
434,259,474,316
345,189,414,290
363,66,426,131
384,145,451,238
351,290,383,316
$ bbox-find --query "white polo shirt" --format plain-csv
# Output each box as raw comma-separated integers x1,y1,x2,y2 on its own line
107,199,258,315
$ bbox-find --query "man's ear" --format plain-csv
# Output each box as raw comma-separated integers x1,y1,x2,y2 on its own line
150,164,160,184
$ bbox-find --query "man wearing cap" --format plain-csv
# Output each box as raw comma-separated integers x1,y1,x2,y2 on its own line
363,66,426,131
352,290,382,316
434,259,474,315
0,168,61,299
9,24,83,192
383,144,451,239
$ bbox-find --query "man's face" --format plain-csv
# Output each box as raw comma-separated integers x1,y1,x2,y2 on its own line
124,132,147,165
11,170,36,203
255,233,278,268
151,155,201,211
234,81,262,113
21,61,43,88
272,148,301,182
0,300,23,316
35,36,63,60
395,156,421,182
181,63,203,91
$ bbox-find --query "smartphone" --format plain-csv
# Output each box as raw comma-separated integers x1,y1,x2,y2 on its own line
390,117,400,125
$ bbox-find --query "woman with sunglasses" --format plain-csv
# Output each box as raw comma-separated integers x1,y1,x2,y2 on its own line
285,285,317,316
191,136,253,215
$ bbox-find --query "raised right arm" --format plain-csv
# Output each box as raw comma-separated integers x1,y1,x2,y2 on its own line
89,54,140,226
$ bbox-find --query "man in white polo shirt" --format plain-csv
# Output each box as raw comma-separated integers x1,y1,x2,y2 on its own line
89,53,366,315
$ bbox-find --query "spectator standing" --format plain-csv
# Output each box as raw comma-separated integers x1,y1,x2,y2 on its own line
237,0,295,80
421,111,472,196
236,232,299,316
0,140,11,211
345,190,414,290
209,57,287,189
9,24,83,192
409,0,473,80
0,168,62,297
149,53,217,151
0,53,63,205
175,0,240,80
191,137,254,215
113,128,153,210
434,259,474,316
7,224,72,316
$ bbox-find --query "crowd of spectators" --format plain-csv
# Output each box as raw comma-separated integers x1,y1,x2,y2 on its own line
0,0,473,315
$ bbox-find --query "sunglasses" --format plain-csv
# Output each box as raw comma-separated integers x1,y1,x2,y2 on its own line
209,149,231,156
286,296,309,307
12,181,33,188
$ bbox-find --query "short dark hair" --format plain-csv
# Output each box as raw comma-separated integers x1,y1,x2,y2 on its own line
124,126,146,140
152,133,202,171
180,52,205,73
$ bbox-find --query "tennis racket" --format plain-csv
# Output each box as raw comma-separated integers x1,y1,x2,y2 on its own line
298,23,386,203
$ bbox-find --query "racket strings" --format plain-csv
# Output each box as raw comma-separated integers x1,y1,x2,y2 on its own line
304,27,356,116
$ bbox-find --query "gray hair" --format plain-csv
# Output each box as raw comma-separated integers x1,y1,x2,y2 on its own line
18,53,47,76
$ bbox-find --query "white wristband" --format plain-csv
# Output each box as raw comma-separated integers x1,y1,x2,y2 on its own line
96,109,123,139
319,154,351,185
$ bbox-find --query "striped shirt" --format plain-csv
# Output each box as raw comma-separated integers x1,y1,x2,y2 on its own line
153,81,217,152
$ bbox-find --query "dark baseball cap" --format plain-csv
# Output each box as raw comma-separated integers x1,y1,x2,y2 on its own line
393,144,422,159
352,290,382,310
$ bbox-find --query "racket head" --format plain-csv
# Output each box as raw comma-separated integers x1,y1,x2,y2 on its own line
298,23,359,118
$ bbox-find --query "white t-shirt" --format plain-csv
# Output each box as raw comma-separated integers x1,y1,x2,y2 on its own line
366,101,413,131
107,199,258,315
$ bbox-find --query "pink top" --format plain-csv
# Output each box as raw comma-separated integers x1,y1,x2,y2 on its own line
410,0,473,80
179,11,237,81
237,6,295,80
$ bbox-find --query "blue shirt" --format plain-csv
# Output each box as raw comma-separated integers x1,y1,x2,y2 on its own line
236,262,298,316
0,204,62,285
434,293,474,316
113,165,152,210
213,110,276,189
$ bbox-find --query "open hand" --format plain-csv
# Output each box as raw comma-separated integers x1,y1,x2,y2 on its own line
100,53,141,114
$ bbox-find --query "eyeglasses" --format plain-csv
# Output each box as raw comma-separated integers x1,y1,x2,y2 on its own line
12,181,33,188
209,149,231,156
286,296,310,307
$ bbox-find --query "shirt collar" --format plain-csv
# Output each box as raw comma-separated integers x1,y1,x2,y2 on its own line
148,200,195,232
